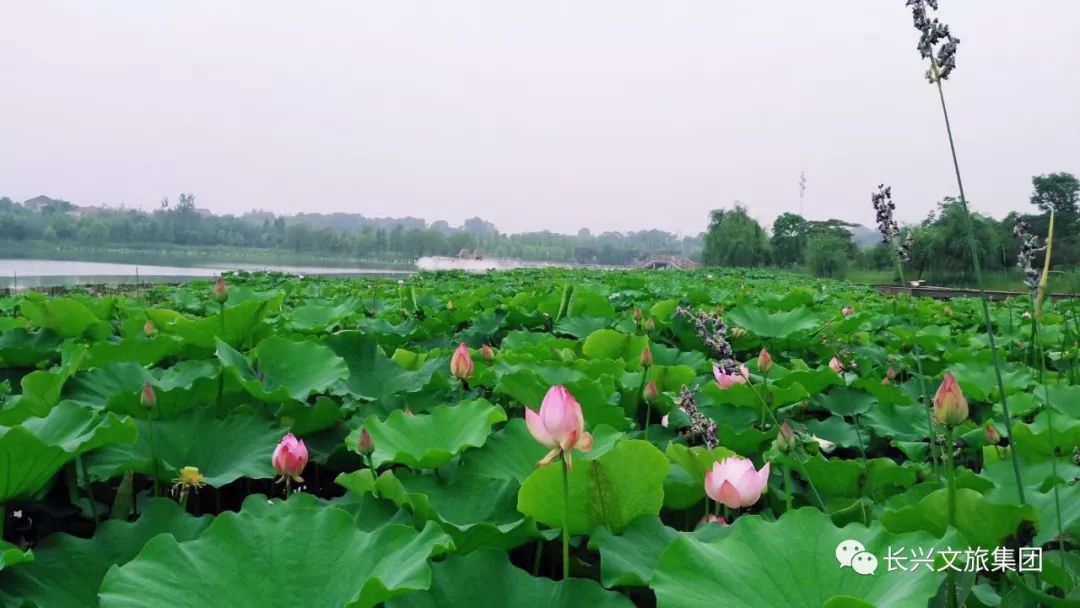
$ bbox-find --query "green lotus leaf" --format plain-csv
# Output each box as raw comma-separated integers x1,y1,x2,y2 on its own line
0,401,137,502
216,336,347,403
517,439,668,535
814,386,877,417
0,327,62,367
879,488,1038,548
285,298,359,333
386,548,634,608
0,542,33,574
726,306,822,339
581,329,649,370
355,399,506,469
588,515,679,587
555,315,610,339
104,360,220,419
326,331,447,400
145,294,283,351
98,495,453,608
86,405,283,486
20,294,102,339
85,335,181,368
458,418,552,483
662,444,736,509
0,499,211,607
948,360,1034,402
652,507,957,608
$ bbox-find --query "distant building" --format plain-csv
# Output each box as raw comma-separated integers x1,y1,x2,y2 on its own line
22,195,58,212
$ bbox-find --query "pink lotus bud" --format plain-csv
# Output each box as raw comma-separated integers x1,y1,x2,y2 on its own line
143,319,156,337
450,343,474,380
633,307,643,321
357,428,374,455
842,306,854,316
480,344,495,360
641,347,653,368
713,364,749,389
140,382,156,409
776,420,795,452
886,367,897,380
696,514,728,528
933,371,969,426
642,380,658,404
704,456,770,509
644,317,655,331
985,422,1001,445
829,356,843,373
525,385,594,470
757,348,773,373
213,276,228,303
272,433,308,482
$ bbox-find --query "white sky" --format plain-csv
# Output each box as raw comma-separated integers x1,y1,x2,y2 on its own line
1,1,1077,235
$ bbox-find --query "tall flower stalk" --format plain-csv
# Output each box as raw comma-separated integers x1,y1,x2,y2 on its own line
1018,216,1067,564
933,371,968,608
872,185,938,478
904,0,1025,503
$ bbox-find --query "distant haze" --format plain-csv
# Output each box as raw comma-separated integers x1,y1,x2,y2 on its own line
2,1,1078,235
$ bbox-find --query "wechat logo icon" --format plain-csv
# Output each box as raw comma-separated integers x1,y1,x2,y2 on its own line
836,540,878,576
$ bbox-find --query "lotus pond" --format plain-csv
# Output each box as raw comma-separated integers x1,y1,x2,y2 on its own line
0,269,1077,607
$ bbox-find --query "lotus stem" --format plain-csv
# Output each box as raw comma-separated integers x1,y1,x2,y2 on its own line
147,416,161,498
1032,300,1067,566
745,381,825,510
77,455,100,523
560,455,570,580
929,56,1025,504
894,245,939,478
944,424,957,608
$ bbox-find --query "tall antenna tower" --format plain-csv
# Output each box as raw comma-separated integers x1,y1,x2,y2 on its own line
798,171,807,216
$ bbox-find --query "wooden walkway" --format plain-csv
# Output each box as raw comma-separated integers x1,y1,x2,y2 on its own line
874,284,1078,301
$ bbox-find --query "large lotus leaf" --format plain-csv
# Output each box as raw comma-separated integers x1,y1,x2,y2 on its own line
860,401,929,442
144,295,282,350
458,418,552,483
725,306,821,338
361,468,540,553
326,331,446,400
879,488,1038,548
0,327,62,367
1037,384,1080,418
1028,482,1080,546
5,345,88,420
0,542,33,574
386,548,634,608
517,439,668,535
814,386,877,417
0,401,137,502
86,405,282,486
216,336,347,403
97,495,453,608
645,364,697,393
1013,412,1080,458
795,457,918,500
0,499,212,607
85,335,181,368
356,399,506,469
554,315,610,339
581,329,648,369
949,360,1034,402
652,507,957,608
104,360,220,419
588,515,680,588
285,298,359,333
20,294,102,339
64,362,152,410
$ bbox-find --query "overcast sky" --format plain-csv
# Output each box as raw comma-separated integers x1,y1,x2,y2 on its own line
2,1,1077,235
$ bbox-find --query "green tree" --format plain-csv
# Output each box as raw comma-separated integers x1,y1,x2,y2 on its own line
702,205,769,267
1030,172,1080,215
806,234,849,278
771,212,809,267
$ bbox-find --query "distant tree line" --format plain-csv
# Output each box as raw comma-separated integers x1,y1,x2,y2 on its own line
701,172,1079,283
0,194,702,265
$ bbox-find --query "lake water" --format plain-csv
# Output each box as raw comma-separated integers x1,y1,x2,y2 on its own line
0,259,411,289
0,256,579,289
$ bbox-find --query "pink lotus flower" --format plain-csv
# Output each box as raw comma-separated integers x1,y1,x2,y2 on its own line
143,320,156,337
213,276,228,303
842,306,854,316
641,347,653,368
713,364,749,388
272,433,308,483
704,456,771,509
829,356,843,373
356,428,374,455
633,307,643,321
480,344,495,360
140,382,156,409
933,371,969,426
525,385,594,469
757,348,773,373
985,422,1001,445
450,343,473,380
644,318,656,331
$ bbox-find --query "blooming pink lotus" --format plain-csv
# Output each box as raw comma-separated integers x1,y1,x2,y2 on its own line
272,433,308,483
713,364,749,389
525,385,594,469
829,356,843,373
704,456,771,509
450,342,473,380
842,306,854,316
